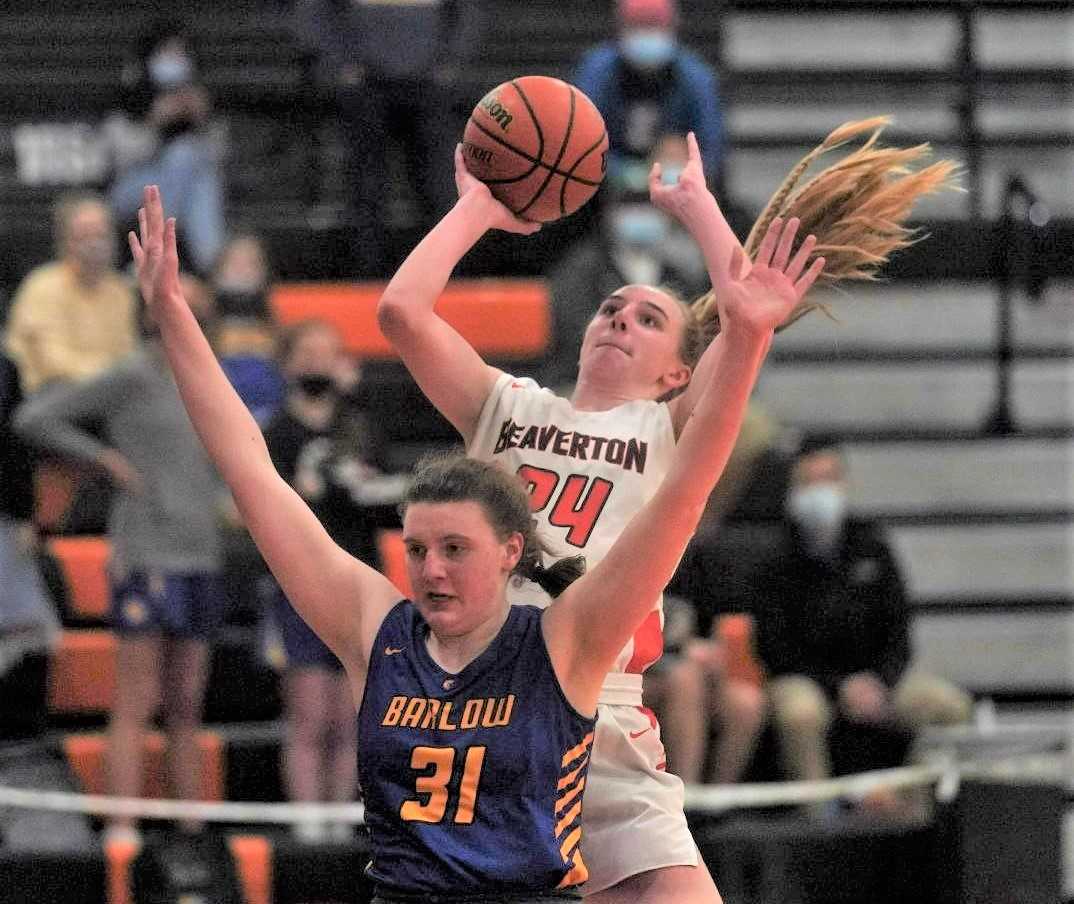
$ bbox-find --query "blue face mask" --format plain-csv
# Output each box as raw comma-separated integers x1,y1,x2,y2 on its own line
621,29,676,70
149,52,193,89
610,206,669,248
659,165,684,186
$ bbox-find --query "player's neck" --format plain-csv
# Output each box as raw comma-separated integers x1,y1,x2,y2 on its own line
570,373,646,411
425,603,511,675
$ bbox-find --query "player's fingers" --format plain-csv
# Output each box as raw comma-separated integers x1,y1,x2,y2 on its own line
771,217,800,272
794,256,826,297
753,218,783,268
128,231,143,266
648,162,663,195
165,217,178,255
784,234,817,283
687,131,702,165
137,207,148,246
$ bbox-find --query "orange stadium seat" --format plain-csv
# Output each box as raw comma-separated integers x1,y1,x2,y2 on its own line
47,535,111,620
377,529,412,598
715,613,765,687
229,835,273,904
48,628,117,714
63,729,225,801
105,833,270,904
270,278,550,359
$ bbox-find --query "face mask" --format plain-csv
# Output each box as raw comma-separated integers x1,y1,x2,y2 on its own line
149,51,193,89
659,164,683,186
788,482,847,555
295,374,336,399
621,29,676,70
73,235,116,271
610,206,669,248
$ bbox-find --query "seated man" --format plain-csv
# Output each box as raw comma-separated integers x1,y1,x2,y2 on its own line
750,435,972,787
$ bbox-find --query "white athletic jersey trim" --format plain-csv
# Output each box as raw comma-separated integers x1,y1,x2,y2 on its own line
469,372,677,678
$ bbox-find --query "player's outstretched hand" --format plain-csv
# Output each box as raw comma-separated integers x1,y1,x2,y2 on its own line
128,185,182,311
648,132,718,228
714,217,825,338
454,145,541,235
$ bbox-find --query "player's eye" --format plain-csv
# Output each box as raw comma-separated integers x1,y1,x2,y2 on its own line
406,543,426,560
640,313,658,327
599,301,620,316
444,543,465,558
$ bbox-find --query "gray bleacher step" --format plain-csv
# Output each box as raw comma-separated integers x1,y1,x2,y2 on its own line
756,359,1073,432
772,281,1074,356
912,610,1073,695
843,438,1072,515
891,522,1073,601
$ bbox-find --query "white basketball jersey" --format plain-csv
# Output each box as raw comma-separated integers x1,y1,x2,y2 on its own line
469,372,677,675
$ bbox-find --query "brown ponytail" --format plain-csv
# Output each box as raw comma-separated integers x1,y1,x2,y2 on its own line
402,454,587,598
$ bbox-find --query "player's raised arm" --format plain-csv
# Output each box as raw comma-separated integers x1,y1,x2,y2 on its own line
544,218,825,713
651,132,816,437
130,186,399,673
376,147,540,446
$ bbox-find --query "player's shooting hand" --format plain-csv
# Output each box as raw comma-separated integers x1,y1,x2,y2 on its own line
128,185,182,312
454,145,541,236
713,217,825,340
648,132,718,229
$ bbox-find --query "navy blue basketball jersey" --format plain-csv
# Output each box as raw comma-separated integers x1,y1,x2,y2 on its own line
357,601,596,897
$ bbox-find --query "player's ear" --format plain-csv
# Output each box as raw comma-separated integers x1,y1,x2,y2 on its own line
502,531,525,572
663,362,692,392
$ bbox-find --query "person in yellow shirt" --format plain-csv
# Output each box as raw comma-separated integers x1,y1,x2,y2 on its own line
5,193,137,394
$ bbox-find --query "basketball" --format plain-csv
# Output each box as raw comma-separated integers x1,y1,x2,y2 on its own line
462,75,609,223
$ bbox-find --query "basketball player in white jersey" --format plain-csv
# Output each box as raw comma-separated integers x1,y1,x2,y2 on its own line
377,131,823,902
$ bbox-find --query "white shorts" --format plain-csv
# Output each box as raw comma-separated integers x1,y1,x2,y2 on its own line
578,699,699,894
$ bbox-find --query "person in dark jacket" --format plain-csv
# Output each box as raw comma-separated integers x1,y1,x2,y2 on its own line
751,436,972,783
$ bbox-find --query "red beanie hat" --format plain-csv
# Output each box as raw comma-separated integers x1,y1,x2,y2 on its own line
618,0,677,28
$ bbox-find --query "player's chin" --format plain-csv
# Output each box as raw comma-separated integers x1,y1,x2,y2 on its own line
416,594,465,628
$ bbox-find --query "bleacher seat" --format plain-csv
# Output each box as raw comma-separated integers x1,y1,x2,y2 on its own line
49,629,117,715
105,833,270,904
269,278,551,360
377,529,412,599
47,536,111,622
63,729,225,801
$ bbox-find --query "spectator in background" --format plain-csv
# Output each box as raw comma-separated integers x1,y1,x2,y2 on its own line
260,319,405,842
105,19,226,276
291,0,483,277
0,352,59,743
15,275,227,846
212,234,273,321
575,0,724,194
4,193,137,395
540,134,710,391
751,436,973,789
642,596,766,786
213,234,285,425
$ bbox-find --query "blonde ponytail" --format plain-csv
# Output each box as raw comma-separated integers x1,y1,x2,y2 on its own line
693,117,960,335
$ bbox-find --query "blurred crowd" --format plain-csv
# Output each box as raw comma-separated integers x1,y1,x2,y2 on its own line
0,0,971,848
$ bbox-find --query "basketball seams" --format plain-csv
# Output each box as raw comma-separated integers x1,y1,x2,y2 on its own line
515,79,576,219
463,75,608,221
464,116,604,187
559,128,609,215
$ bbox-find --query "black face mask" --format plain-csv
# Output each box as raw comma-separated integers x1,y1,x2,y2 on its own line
295,374,336,398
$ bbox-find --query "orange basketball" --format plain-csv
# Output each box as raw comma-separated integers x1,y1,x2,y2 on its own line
462,75,609,223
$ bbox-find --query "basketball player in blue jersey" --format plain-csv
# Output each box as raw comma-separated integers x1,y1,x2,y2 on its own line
129,184,821,901
378,122,950,902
